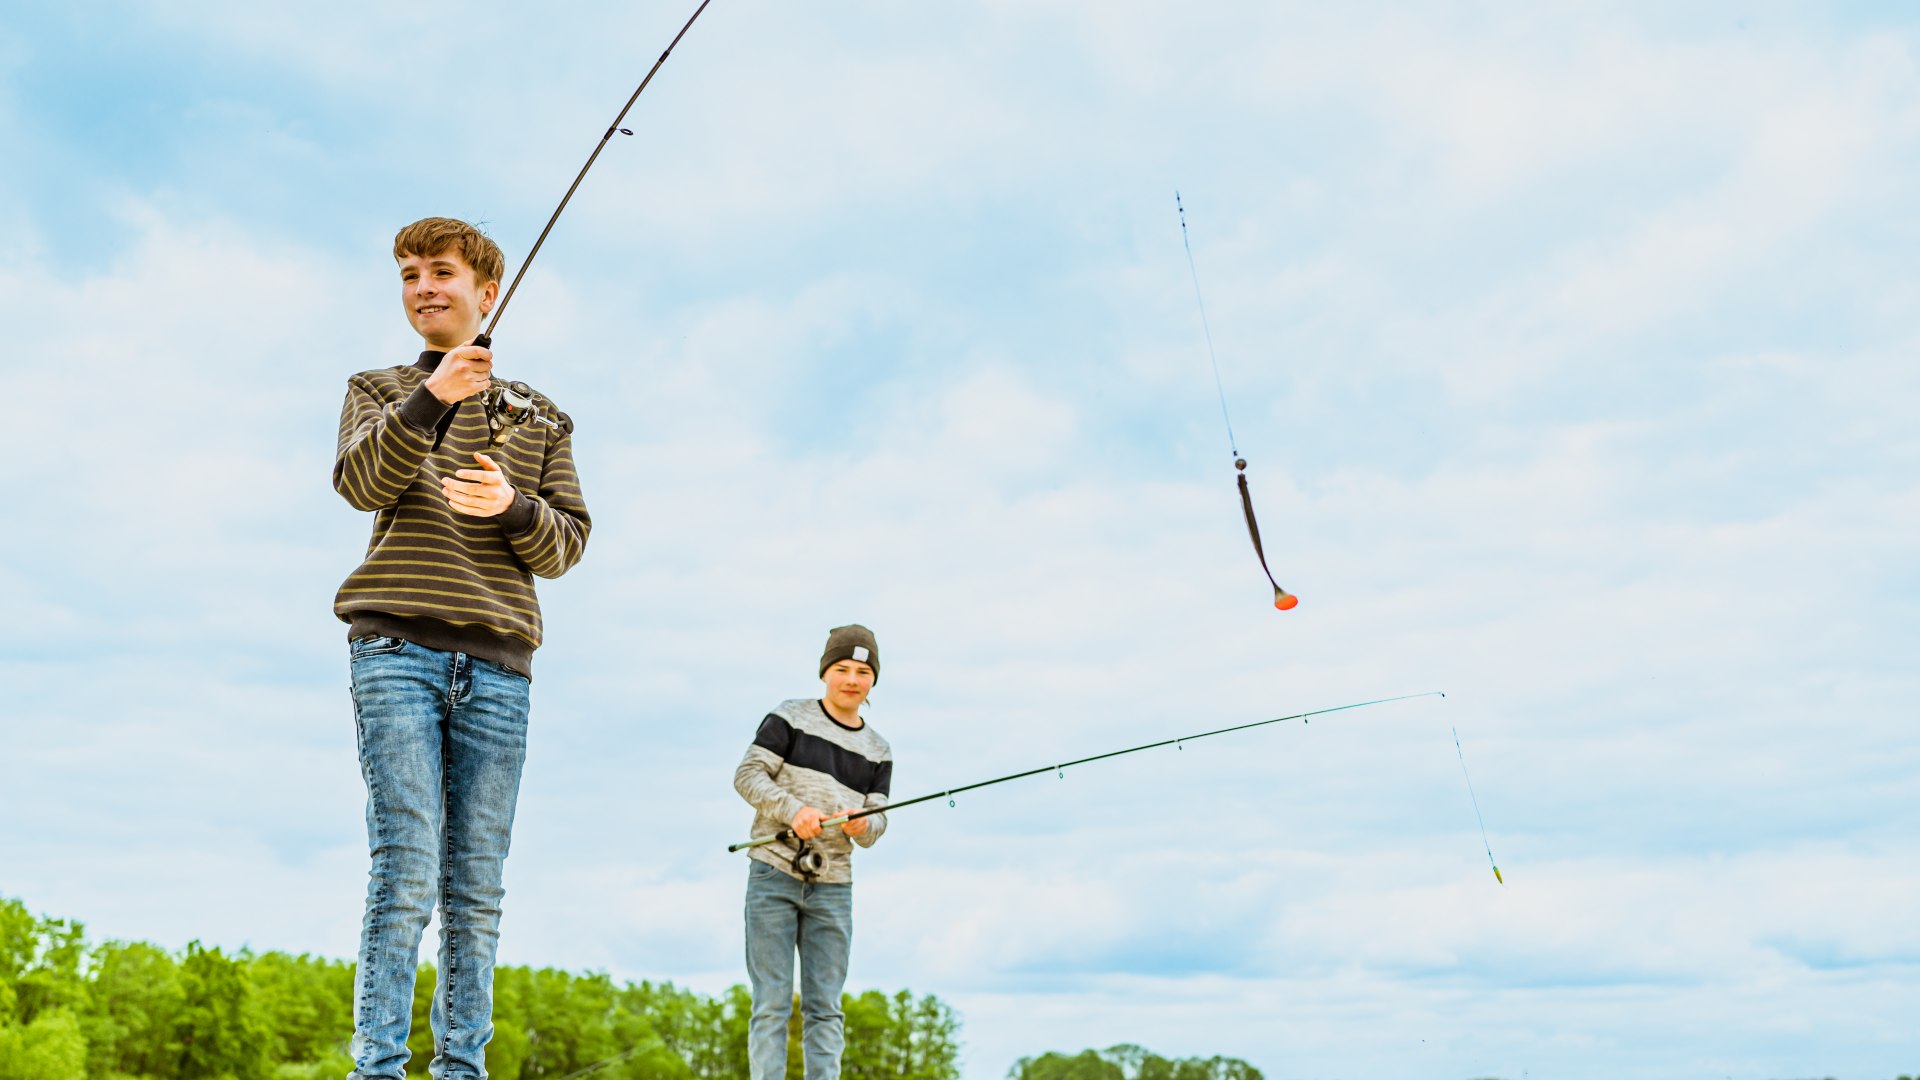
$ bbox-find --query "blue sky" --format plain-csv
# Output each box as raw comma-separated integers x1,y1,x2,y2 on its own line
3,2,1917,1077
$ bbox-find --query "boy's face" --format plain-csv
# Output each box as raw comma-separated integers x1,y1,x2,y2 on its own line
398,249,498,350
822,659,875,712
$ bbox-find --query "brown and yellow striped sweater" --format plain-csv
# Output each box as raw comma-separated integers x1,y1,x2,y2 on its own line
332,352,591,676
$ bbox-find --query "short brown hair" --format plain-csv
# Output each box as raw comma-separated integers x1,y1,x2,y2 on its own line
392,217,506,285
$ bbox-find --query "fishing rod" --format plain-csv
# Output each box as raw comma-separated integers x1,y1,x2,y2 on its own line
468,0,718,446
1176,192,1298,611
727,691,1444,854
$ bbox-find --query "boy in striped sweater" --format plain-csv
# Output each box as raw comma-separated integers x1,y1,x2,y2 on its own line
734,624,893,1079
332,217,591,1080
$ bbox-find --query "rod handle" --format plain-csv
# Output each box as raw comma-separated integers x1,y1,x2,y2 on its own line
725,811,862,853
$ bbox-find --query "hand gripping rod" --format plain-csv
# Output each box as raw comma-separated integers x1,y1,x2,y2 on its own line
726,691,1444,853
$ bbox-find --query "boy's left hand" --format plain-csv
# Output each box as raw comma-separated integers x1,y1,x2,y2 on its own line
837,809,869,837
443,452,517,517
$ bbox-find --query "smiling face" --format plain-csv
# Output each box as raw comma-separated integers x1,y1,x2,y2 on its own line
821,659,876,718
398,249,497,350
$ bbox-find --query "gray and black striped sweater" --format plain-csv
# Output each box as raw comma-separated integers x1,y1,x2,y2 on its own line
735,699,892,883
332,352,591,675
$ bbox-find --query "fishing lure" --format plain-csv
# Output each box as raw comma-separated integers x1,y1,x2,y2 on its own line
1176,192,1298,611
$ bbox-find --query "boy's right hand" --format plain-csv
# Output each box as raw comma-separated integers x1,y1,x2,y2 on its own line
425,341,494,405
790,806,825,840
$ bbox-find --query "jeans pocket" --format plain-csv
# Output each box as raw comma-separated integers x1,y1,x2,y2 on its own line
476,656,531,683
350,635,408,659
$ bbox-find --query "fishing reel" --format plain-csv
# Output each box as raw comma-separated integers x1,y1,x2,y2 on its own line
480,377,574,448
788,839,825,880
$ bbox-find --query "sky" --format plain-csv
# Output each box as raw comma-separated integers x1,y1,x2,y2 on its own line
2,1,1916,1077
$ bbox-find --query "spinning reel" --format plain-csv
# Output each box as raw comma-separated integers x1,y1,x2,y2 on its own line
788,839,826,880
480,377,574,448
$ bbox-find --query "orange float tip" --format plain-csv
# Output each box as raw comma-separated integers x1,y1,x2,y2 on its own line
1274,592,1299,611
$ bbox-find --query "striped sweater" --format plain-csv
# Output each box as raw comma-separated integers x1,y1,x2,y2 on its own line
332,352,590,675
734,699,892,883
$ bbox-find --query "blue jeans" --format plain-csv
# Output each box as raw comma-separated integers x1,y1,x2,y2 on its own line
745,859,853,1080
347,635,530,1080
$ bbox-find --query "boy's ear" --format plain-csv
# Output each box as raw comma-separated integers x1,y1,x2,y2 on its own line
480,278,499,314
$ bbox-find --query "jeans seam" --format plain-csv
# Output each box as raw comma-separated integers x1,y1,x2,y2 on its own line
442,664,458,1049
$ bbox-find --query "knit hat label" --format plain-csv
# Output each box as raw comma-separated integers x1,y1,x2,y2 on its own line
852,646,869,662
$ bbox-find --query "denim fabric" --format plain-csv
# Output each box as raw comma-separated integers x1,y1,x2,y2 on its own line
744,860,853,1080
347,635,529,1080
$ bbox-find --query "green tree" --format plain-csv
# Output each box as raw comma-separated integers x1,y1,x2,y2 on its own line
843,988,960,1080
0,897,92,1080
173,942,268,1080
0,1007,88,1080
247,950,354,1069
0,898,87,1024
1010,1045,1262,1080
83,938,186,1078
1010,1049,1127,1080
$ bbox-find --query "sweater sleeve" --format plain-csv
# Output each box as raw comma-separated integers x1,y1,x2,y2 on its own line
333,376,449,511
733,714,808,826
852,757,890,847
498,426,591,579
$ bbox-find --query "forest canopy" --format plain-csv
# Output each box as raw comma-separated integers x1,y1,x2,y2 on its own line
0,895,956,1079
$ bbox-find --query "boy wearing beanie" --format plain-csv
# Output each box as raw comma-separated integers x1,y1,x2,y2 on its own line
733,624,893,1079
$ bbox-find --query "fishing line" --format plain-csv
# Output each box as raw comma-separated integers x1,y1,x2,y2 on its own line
727,691,1444,853
467,0,718,445
1176,192,1298,611
1178,192,1241,462
1452,726,1503,885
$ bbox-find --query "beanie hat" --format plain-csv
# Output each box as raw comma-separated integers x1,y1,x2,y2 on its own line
819,624,880,683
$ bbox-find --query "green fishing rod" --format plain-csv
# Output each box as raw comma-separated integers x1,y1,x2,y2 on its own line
727,691,1445,854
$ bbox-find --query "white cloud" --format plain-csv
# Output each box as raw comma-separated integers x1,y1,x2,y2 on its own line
5,4,1919,1078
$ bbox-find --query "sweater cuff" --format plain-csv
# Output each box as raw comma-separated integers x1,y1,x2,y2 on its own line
398,384,453,434
497,489,538,535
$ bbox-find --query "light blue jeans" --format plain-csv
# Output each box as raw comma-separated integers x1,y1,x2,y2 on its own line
347,635,529,1080
745,859,853,1080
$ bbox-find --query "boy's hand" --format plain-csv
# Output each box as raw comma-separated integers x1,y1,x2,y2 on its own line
425,341,494,404
443,453,517,517
790,806,826,840
837,808,869,837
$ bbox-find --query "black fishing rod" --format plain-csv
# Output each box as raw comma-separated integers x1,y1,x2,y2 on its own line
1176,192,1298,611
727,691,1444,853
469,0,718,445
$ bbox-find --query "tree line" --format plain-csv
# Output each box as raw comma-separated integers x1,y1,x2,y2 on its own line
5,892,1481,1080
1008,1043,1262,1080
0,895,957,1079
